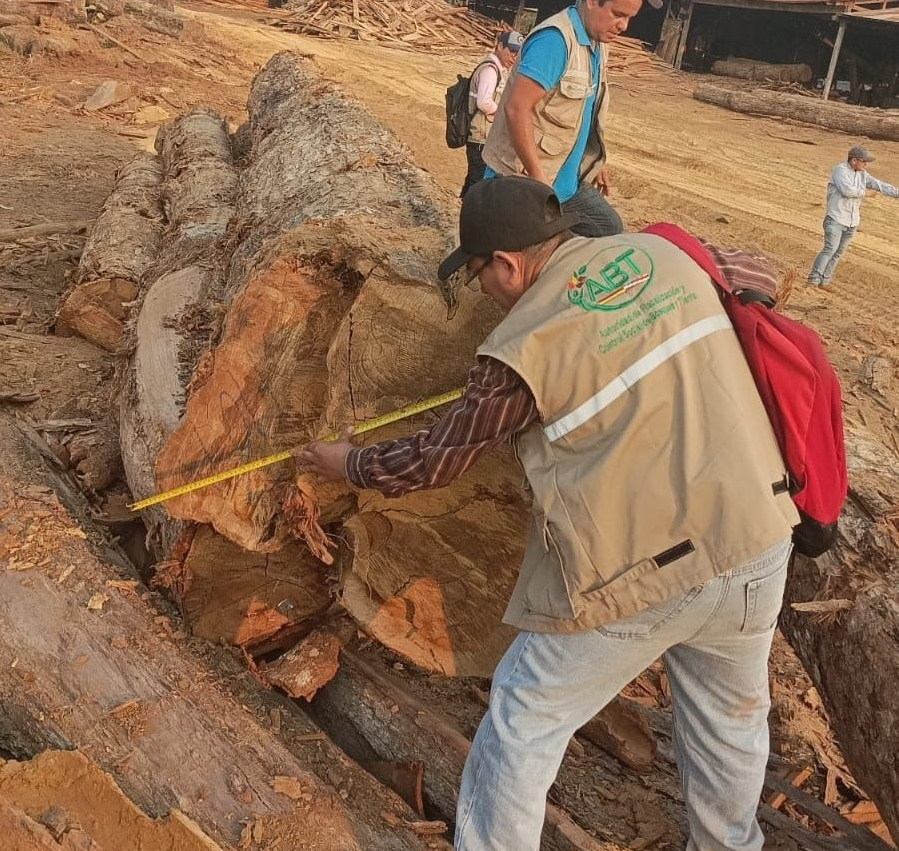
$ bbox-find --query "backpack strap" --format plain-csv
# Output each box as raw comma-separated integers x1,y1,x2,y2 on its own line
642,223,778,309
641,222,731,292
469,60,501,105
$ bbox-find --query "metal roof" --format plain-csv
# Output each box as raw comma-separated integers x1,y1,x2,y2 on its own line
843,5,899,21
692,0,899,20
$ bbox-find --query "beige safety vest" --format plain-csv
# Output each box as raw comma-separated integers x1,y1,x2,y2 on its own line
482,8,610,188
479,234,798,634
468,56,505,144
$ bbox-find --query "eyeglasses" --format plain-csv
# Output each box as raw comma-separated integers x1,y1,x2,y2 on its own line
464,256,493,286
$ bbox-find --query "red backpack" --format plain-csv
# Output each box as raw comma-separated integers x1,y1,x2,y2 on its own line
645,223,848,558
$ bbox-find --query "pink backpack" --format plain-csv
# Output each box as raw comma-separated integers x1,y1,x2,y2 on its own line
645,223,848,558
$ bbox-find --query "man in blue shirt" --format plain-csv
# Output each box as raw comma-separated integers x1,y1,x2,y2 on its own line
483,0,660,236
808,145,898,287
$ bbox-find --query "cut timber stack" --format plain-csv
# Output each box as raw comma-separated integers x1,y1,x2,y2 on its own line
608,36,681,79
119,51,528,676
271,0,502,52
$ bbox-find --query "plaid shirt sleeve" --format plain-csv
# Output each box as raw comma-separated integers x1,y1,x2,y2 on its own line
700,239,779,302
345,355,538,496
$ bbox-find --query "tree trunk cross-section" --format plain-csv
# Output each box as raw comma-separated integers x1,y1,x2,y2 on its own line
132,52,529,676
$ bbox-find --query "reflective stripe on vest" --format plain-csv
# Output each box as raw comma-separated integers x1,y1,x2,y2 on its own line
543,314,733,442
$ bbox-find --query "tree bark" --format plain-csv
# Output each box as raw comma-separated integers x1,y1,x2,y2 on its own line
0,434,450,851
312,647,627,851
123,52,528,676
118,106,236,559
781,424,899,844
54,165,150,353
693,82,899,141
710,57,812,84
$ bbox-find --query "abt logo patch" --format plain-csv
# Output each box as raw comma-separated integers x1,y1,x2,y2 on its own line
567,246,654,311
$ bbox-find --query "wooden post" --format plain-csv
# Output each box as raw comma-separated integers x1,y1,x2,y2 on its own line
674,0,694,71
513,0,527,31
823,18,847,101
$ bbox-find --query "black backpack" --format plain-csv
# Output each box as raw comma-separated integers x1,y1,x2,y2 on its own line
445,61,497,149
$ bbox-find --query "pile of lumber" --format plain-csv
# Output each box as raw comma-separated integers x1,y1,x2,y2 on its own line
608,36,680,79
270,0,502,52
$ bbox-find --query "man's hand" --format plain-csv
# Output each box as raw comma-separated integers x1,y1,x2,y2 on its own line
594,167,612,197
292,428,354,483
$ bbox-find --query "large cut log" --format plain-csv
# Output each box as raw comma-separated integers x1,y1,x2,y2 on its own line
312,645,894,851
0,424,451,851
711,57,812,84
129,52,528,676
693,82,899,141
312,647,627,851
56,154,164,352
781,424,899,844
119,106,237,559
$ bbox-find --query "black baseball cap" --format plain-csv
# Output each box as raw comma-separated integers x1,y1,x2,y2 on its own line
438,176,581,282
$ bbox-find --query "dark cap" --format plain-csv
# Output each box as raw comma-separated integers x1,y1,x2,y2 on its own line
848,145,875,162
438,176,581,281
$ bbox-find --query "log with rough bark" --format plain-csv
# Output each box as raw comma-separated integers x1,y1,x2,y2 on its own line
312,647,627,851
711,57,812,84
781,424,899,844
118,106,236,560
56,154,164,352
0,432,451,851
693,82,899,141
122,51,528,675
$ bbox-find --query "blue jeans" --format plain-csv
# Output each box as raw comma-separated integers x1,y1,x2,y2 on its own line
808,215,856,285
455,538,792,851
562,183,624,238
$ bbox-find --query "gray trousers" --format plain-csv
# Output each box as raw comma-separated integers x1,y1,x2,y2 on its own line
562,182,624,237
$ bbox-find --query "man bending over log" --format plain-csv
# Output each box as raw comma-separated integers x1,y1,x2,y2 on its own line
295,176,798,851
481,0,662,238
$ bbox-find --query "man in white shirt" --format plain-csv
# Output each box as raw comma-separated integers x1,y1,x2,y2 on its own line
808,145,898,287
460,30,524,198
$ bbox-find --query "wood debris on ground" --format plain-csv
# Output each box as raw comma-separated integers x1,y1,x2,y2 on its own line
269,0,513,52
265,0,675,78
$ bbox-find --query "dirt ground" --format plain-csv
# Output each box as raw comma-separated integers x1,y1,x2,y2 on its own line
0,0,897,848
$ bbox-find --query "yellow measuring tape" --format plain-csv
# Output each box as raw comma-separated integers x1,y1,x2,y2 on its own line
129,388,464,512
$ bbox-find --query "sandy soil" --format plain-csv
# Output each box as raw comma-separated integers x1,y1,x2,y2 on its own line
0,1,896,847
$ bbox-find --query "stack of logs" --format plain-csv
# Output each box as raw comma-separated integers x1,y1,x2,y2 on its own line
54,48,899,847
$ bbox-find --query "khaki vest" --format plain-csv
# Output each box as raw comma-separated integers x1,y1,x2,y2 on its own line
482,8,609,188
479,234,798,634
468,56,505,144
